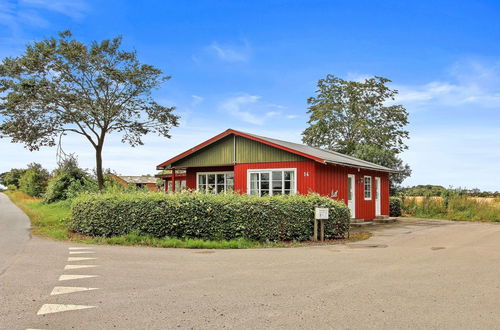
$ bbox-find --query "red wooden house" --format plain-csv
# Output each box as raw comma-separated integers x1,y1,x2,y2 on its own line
157,129,396,220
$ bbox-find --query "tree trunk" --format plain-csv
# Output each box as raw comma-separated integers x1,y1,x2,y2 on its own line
96,145,104,190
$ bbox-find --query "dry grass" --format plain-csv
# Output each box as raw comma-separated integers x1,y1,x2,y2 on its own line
402,195,500,222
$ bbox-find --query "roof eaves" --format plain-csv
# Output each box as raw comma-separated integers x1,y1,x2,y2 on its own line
324,160,398,173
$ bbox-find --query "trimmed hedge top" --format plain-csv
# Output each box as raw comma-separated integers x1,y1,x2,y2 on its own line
70,192,350,242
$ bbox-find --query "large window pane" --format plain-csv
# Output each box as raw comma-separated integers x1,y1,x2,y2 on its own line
261,173,269,181
250,173,259,195
226,172,234,190
248,169,295,197
197,172,234,194
261,181,269,190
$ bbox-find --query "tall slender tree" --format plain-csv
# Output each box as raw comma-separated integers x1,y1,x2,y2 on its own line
0,31,179,189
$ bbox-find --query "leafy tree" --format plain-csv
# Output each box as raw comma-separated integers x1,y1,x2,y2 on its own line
0,168,26,188
351,144,411,195
0,31,179,189
302,75,411,193
19,163,50,197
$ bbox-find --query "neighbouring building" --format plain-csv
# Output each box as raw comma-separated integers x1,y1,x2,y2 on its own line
111,174,159,191
156,129,397,220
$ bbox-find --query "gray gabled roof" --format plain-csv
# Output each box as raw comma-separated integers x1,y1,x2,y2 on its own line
118,176,157,184
241,131,397,173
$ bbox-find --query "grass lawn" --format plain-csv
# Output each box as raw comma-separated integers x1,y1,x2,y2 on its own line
4,190,366,248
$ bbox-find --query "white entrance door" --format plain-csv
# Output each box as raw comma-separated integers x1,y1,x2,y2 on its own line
347,174,355,218
375,177,381,216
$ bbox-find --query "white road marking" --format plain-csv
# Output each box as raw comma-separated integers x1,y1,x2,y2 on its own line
69,251,95,254
59,274,99,281
50,286,99,295
68,257,97,261
37,304,96,315
64,264,98,270
69,247,92,250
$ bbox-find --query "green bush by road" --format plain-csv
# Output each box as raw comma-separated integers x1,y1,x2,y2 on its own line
71,191,350,241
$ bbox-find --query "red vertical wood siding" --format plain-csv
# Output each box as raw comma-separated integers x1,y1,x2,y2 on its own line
314,163,390,220
183,161,389,220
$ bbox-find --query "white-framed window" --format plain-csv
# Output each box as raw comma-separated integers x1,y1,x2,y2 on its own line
247,168,296,196
197,172,234,193
167,180,187,192
364,176,372,200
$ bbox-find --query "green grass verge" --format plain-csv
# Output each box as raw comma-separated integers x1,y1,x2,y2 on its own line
4,190,360,249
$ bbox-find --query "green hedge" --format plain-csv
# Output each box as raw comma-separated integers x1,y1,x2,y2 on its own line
390,197,402,217
70,192,350,241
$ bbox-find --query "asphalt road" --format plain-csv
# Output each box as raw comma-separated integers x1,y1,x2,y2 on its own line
0,193,31,275
1,194,500,329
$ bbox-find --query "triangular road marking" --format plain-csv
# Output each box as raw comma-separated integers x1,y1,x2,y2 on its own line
64,264,98,270
50,286,99,295
69,251,95,254
68,257,97,261
59,274,99,281
69,247,92,250
37,304,96,315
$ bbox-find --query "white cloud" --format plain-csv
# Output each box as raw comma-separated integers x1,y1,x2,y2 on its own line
395,60,500,109
207,41,251,62
345,72,373,82
219,94,262,124
0,0,89,33
20,0,89,19
219,94,294,125
191,95,204,106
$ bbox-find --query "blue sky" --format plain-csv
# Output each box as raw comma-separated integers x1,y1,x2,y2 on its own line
1,0,499,191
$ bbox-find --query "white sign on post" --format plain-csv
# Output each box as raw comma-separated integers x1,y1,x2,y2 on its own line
315,207,329,219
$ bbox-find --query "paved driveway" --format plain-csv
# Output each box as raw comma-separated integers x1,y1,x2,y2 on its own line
1,198,499,329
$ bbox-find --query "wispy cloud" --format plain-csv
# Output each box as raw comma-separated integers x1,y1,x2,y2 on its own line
0,0,89,32
20,0,89,19
394,60,500,109
206,40,251,62
219,94,297,125
191,95,204,106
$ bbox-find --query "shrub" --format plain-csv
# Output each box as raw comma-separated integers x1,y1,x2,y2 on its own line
70,192,350,241
44,157,90,203
389,197,402,217
18,163,50,197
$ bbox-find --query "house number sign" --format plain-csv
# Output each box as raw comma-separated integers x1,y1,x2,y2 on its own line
315,207,329,220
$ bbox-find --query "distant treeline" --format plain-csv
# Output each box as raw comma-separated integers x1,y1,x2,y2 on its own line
399,185,500,197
